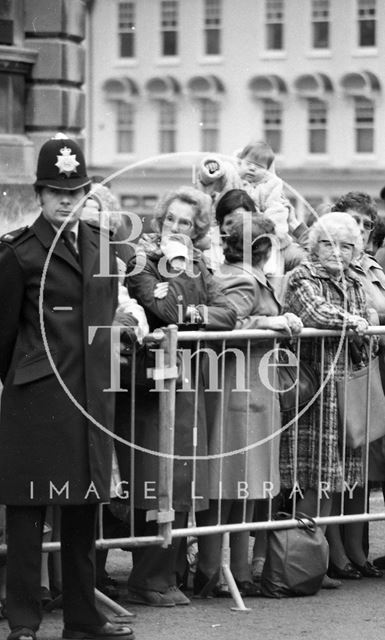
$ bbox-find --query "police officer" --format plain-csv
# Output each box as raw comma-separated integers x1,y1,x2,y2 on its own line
0,135,134,640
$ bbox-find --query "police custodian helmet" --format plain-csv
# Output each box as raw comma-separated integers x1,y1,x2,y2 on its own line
34,133,91,191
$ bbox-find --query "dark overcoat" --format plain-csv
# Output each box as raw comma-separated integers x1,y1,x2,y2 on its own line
0,214,118,505
115,249,237,512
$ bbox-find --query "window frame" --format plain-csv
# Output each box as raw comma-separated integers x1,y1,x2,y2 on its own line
263,99,282,154
118,1,136,59
200,99,220,152
354,96,375,154
357,0,376,48
307,98,328,155
158,100,177,154
0,71,25,134
265,0,284,51
160,0,179,57
203,0,222,56
116,100,135,154
311,0,330,49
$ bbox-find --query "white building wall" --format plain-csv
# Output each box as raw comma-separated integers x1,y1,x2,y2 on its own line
86,0,385,209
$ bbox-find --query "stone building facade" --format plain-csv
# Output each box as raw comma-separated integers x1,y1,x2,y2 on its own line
0,0,88,229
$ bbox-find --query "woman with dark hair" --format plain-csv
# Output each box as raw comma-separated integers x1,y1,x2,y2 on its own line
212,188,306,300
194,217,302,597
214,188,257,232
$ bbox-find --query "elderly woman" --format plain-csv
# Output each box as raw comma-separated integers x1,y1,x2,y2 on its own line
279,211,380,579
115,186,236,607
194,217,302,597
328,192,385,577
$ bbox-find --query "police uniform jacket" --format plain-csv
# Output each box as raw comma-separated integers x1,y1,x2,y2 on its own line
0,214,118,505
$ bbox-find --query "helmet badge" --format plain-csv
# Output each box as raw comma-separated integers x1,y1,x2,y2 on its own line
55,146,80,177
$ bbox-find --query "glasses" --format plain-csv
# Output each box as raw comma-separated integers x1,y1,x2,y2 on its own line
350,215,374,231
163,213,193,231
318,240,355,255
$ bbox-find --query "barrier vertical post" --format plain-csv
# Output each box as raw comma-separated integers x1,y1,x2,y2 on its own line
157,325,178,547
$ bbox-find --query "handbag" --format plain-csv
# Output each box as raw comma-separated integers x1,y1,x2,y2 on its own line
277,353,318,414
260,512,329,598
337,355,385,449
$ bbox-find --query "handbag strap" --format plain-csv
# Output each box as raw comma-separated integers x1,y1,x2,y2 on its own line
274,511,317,534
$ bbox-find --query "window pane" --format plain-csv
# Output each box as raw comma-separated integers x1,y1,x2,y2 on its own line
0,74,9,133
117,102,135,153
309,130,326,153
356,129,373,153
159,102,176,153
118,2,135,58
200,100,219,151
12,74,24,133
266,23,283,49
313,21,329,47
0,73,25,134
162,30,177,55
265,130,281,154
205,29,220,54
120,32,134,57
204,0,221,55
265,0,284,49
308,99,327,154
359,20,376,46
263,100,282,153
358,0,376,46
161,0,178,56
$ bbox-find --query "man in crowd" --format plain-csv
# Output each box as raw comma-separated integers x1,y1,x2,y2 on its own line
0,135,134,640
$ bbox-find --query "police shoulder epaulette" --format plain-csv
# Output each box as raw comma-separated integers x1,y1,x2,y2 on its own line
0,226,30,245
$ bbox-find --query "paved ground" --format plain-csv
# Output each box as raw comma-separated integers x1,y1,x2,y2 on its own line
2,492,385,640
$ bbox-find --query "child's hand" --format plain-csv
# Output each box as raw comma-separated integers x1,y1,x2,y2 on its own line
205,160,220,174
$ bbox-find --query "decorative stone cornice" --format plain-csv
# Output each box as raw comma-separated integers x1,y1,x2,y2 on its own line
0,45,38,74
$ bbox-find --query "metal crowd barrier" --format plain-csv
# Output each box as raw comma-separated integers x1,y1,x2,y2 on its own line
1,325,385,613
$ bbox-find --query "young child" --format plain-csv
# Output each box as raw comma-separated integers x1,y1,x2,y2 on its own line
198,140,293,239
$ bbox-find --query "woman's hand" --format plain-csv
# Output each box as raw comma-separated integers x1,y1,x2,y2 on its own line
264,316,293,335
154,281,169,299
284,312,303,335
349,314,369,336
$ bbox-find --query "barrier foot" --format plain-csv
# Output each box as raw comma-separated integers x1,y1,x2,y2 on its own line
44,590,136,618
221,565,251,612
95,588,136,618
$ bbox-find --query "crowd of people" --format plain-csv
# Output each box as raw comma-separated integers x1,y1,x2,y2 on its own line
1,133,385,640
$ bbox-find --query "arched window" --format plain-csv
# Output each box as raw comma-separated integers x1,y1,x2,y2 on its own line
263,100,282,154
200,100,220,152
117,101,135,154
308,98,327,154
159,101,177,153
354,97,374,153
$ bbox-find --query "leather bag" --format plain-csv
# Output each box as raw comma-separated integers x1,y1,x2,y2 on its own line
337,355,385,449
260,512,329,598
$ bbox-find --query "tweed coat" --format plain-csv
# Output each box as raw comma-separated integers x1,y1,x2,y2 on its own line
0,214,118,505
205,261,282,499
115,248,236,512
279,259,370,494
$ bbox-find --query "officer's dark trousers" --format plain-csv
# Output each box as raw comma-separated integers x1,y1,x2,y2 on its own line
6,504,107,632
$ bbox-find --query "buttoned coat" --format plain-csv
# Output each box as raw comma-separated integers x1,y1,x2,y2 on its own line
0,214,118,505
115,248,237,512
206,261,282,499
